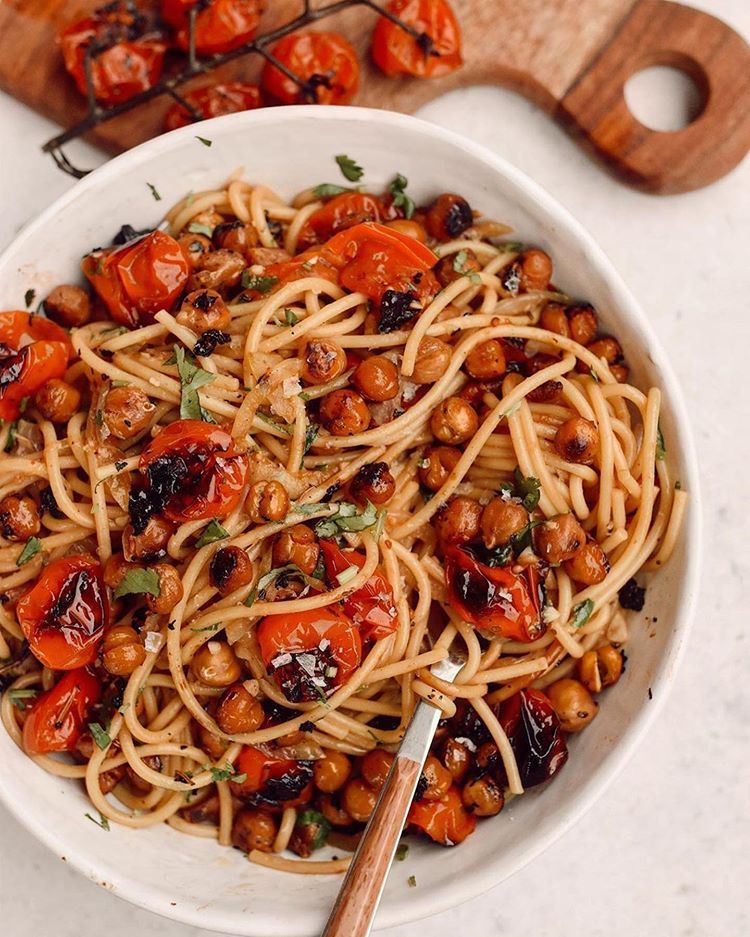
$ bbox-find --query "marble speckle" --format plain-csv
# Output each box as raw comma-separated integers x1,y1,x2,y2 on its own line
1,2,749,932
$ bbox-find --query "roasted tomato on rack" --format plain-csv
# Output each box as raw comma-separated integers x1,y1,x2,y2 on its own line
16,556,109,671
59,1,167,106
497,688,568,787
0,311,72,421
372,0,462,78
164,81,263,131
319,540,398,642
443,545,545,642
262,31,360,105
161,0,264,55
22,668,102,756
133,420,247,527
257,606,362,703
409,785,476,845
297,192,385,250
81,230,189,328
231,745,314,807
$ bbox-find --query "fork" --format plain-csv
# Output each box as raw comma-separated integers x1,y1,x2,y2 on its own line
320,650,465,937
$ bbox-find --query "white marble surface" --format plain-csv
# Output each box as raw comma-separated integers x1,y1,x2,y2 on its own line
1,2,749,933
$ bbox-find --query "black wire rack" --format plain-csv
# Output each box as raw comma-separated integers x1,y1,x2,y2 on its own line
43,0,438,178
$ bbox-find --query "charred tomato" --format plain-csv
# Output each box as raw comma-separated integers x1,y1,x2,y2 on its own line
298,193,385,249
408,785,476,845
497,688,568,788
16,556,109,671
262,31,359,105
372,0,463,79
0,311,73,420
231,745,313,808
163,81,262,131
22,668,102,755
319,540,398,642
161,0,264,55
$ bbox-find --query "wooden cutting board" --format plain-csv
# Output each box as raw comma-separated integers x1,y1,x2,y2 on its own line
1,0,749,193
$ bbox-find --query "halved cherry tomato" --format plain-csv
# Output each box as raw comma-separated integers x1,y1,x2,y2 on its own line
231,745,313,807
22,668,102,756
0,342,70,422
498,688,568,787
59,2,167,106
319,540,398,643
82,230,189,328
16,556,109,670
0,311,73,352
409,785,476,845
298,193,384,250
138,420,247,523
257,606,361,703
372,0,463,79
162,0,264,55
164,81,262,132
443,545,544,642
262,31,359,105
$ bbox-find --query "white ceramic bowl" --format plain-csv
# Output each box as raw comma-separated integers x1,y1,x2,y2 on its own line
0,107,700,935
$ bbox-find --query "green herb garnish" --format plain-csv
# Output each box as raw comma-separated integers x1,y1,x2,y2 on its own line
312,183,354,198
85,811,110,831
174,344,215,421
388,174,415,219
284,308,299,327
314,500,379,538
207,764,246,783
187,221,213,237
114,567,161,599
241,271,279,294
395,841,409,861
656,424,666,460
570,599,595,629
452,250,480,283
195,519,229,548
146,182,161,201
296,809,331,851
24,288,36,309
7,688,38,710
196,136,212,147
335,154,364,182
16,536,42,567
88,722,112,750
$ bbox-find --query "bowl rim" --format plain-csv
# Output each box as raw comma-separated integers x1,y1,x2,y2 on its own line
0,104,702,935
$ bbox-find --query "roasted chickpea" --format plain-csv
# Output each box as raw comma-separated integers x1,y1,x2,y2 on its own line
464,339,506,380
126,754,162,794
564,539,609,585
103,386,155,440
299,338,347,385
342,778,378,823
122,516,173,562
215,683,264,735
546,679,598,733
554,417,599,465
442,737,472,783
232,809,277,853
318,793,353,827
434,497,483,545
586,336,623,366
360,748,395,791
610,363,629,383
181,793,220,825
44,284,91,327
568,304,598,345
385,218,427,242
145,564,184,615
350,462,395,506
581,644,624,695
435,249,481,288
213,220,259,255
462,775,504,817
534,514,586,565
352,356,400,402
209,545,254,596
420,755,452,801
430,396,478,445
540,302,571,337
190,640,242,687
176,288,231,333
102,624,146,676
103,553,136,590
480,497,528,549
425,194,473,241
34,379,81,423
247,247,291,266
272,525,319,575
411,336,452,384
189,249,245,294
199,724,229,760
245,480,290,523
319,389,370,436
178,233,212,269
418,445,461,492
475,741,500,773
0,494,40,542
504,249,552,293
313,750,352,793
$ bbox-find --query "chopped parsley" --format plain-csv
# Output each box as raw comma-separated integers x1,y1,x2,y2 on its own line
94,409,104,427
240,271,279,293
85,811,110,831
146,182,161,201
656,424,666,460
335,153,364,182
196,135,212,147
173,345,215,421
499,469,541,512
16,536,42,567
452,250,480,283
245,563,318,607
570,599,595,629
88,722,112,750
206,763,246,783
114,567,161,599
284,308,299,327
7,688,38,710
312,183,354,198
388,174,415,219
314,500,381,538
24,288,35,309
190,622,221,633
303,423,319,456
195,519,229,548
3,420,18,453
187,221,213,237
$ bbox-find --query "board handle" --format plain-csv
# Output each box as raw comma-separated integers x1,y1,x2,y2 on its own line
556,0,750,193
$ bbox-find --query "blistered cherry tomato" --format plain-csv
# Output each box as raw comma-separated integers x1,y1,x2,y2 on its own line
60,2,167,106
138,420,247,523
164,81,262,131
319,540,398,642
0,311,72,352
372,0,462,79
0,311,73,420
231,745,313,807
443,546,544,642
262,31,359,105
298,193,384,249
408,785,476,845
497,688,568,787
257,607,361,703
16,556,109,670
162,0,263,55
82,230,189,328
22,669,102,756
